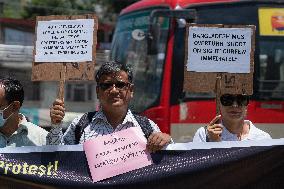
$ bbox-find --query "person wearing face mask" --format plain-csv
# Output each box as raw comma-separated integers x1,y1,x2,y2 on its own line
193,93,272,142
0,77,48,147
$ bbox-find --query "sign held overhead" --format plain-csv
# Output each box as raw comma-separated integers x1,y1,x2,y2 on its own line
184,24,255,95
32,14,98,82
187,27,252,73
35,19,94,62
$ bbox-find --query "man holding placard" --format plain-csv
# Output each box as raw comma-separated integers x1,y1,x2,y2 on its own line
47,61,171,152
0,77,48,147
193,93,271,142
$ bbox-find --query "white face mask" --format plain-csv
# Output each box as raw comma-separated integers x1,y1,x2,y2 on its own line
0,104,13,128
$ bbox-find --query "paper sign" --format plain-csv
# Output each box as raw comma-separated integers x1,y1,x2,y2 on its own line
183,24,255,95
187,27,252,73
32,14,97,81
83,127,152,182
35,19,94,62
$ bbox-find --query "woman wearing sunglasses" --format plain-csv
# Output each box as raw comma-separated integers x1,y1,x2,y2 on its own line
193,94,272,142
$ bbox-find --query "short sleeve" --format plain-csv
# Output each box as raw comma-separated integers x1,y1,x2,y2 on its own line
193,127,207,142
148,119,161,132
47,115,82,145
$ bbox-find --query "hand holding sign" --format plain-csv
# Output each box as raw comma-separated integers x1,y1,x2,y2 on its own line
50,99,65,125
206,115,223,142
147,132,171,152
32,14,97,102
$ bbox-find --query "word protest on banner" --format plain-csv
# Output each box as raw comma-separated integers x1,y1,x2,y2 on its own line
32,14,97,81
83,127,152,182
184,24,255,95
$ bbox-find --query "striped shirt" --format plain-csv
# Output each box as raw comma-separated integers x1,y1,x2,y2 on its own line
47,109,161,145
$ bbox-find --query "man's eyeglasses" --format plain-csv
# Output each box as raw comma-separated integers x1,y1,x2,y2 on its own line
220,94,249,107
98,81,131,91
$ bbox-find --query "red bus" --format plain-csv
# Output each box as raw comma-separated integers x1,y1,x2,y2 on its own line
110,0,284,142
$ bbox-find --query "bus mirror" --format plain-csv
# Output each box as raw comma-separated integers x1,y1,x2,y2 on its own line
132,29,146,41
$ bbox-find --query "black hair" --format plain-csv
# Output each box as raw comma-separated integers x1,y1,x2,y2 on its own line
0,77,24,106
95,61,133,83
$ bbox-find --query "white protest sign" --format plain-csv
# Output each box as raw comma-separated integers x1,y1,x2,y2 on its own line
35,19,94,62
83,127,152,182
187,27,252,73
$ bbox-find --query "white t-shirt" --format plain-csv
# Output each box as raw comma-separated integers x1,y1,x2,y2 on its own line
193,120,272,142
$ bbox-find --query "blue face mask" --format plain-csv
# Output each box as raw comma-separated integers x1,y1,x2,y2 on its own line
0,104,13,128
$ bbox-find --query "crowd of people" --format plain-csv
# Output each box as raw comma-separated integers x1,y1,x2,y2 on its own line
0,61,272,149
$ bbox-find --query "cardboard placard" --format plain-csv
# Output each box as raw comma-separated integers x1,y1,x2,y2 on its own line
32,14,98,81
183,24,255,95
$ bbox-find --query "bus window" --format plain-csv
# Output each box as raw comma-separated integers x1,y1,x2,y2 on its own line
111,8,170,113
258,40,284,100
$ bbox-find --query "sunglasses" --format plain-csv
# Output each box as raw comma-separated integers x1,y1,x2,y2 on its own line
220,94,249,107
98,81,130,91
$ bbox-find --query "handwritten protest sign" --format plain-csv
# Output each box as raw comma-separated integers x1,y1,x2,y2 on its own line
184,24,255,95
32,14,97,81
187,27,252,73
83,127,152,182
35,19,94,62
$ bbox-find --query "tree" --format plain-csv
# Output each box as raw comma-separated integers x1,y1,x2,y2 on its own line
2,0,23,18
21,0,136,24
21,0,91,19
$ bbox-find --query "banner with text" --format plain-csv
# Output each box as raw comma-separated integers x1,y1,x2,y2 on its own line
0,140,283,189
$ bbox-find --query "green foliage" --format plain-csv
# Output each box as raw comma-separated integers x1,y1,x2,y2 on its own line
2,0,22,18
21,0,93,19
2,0,136,23
20,0,134,23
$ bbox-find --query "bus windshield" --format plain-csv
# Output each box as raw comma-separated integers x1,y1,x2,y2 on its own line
111,8,170,112
178,2,284,101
